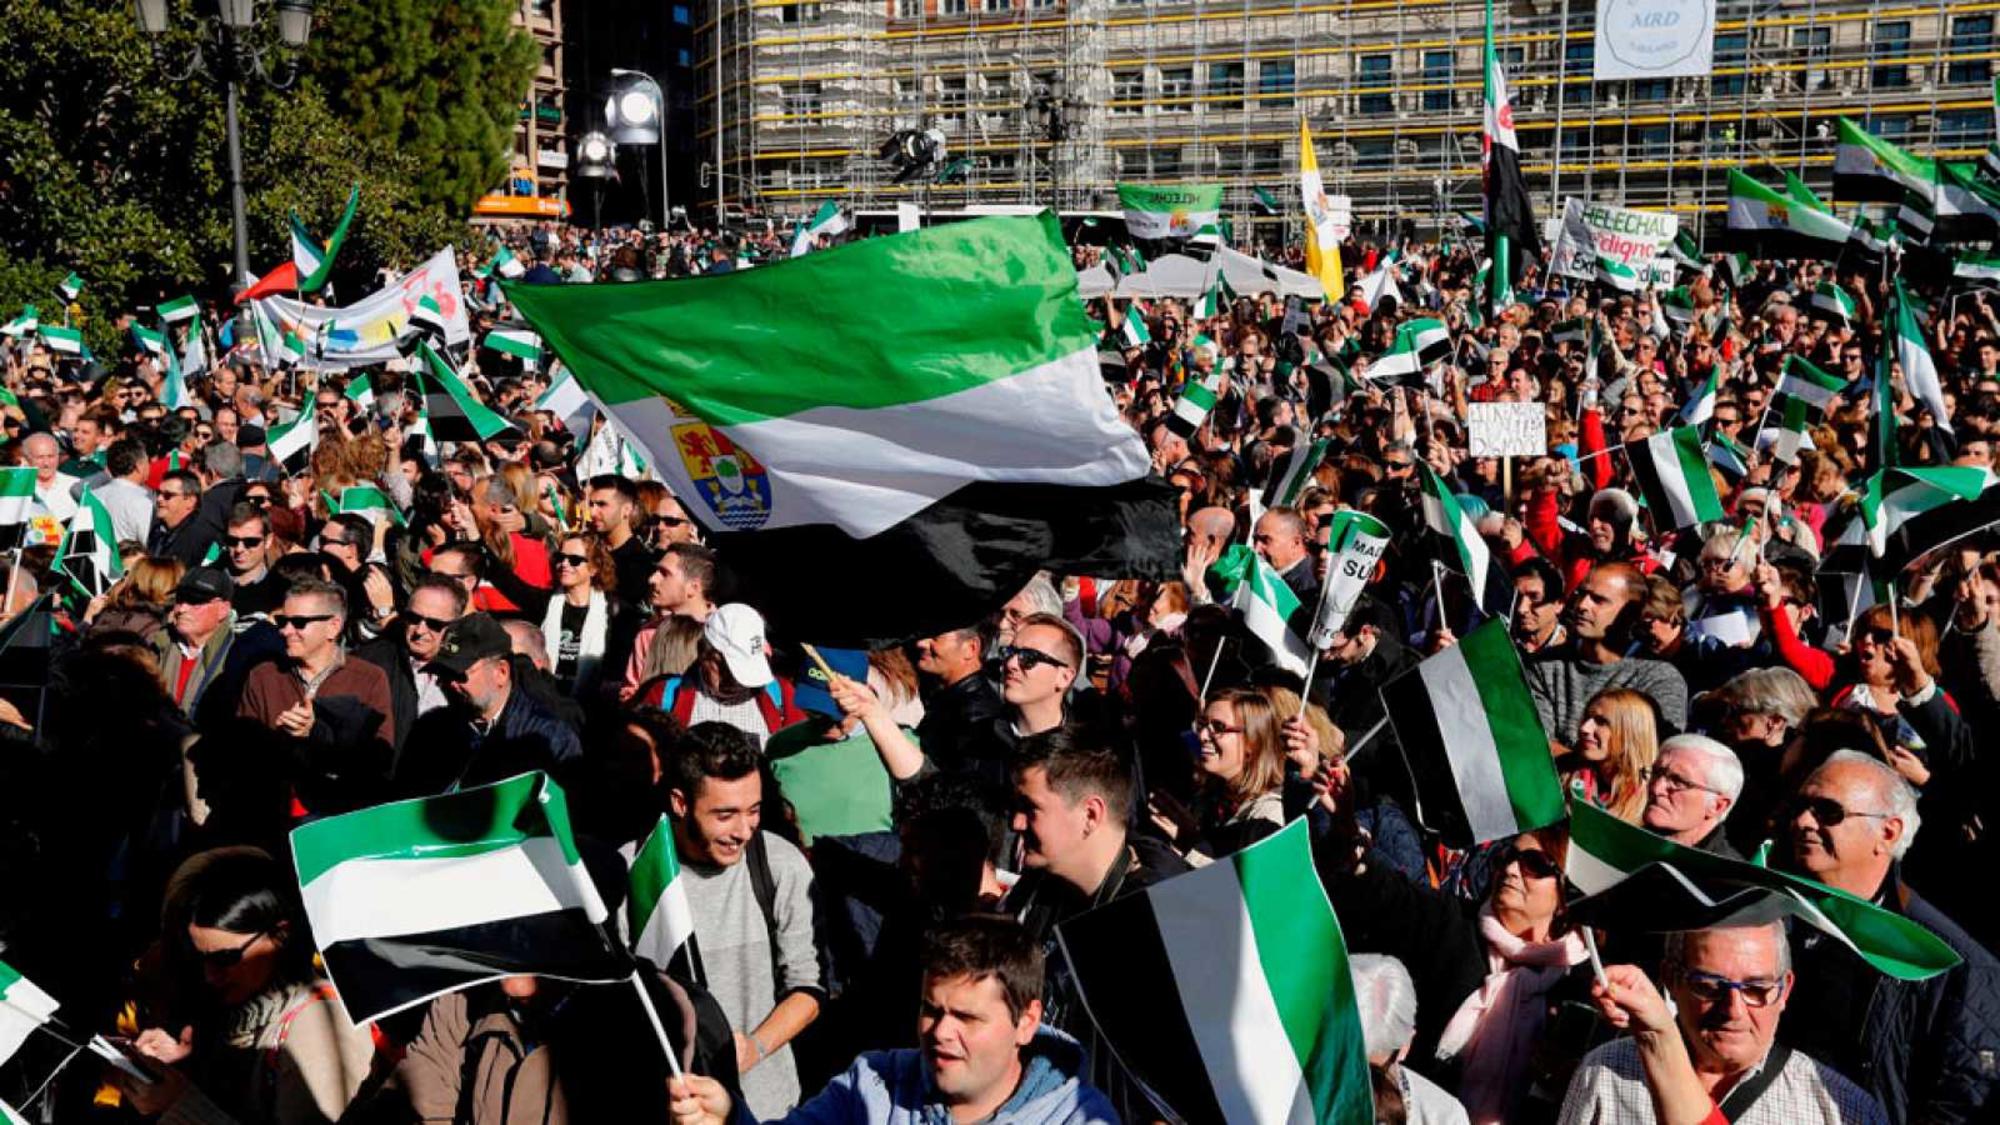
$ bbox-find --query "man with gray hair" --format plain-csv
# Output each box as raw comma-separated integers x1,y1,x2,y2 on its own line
1559,921,1886,1124
996,574,1064,650
1640,734,1745,858
1350,954,1469,1125
1778,751,2000,1125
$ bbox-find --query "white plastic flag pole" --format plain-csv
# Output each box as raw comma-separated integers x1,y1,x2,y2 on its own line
629,971,686,1079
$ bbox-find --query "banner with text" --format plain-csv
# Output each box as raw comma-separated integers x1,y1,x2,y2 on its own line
259,247,472,370
1550,198,1681,288
1117,183,1225,240
1594,0,1716,80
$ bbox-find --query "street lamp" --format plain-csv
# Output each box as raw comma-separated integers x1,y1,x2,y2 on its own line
607,68,669,229
132,0,315,296
575,131,615,231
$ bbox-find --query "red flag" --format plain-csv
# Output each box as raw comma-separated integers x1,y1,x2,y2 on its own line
235,260,299,304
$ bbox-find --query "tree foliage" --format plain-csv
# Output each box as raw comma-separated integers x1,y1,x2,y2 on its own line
306,0,538,220
0,0,533,353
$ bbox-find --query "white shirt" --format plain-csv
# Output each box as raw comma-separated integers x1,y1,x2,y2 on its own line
1557,1037,1887,1125
92,477,156,545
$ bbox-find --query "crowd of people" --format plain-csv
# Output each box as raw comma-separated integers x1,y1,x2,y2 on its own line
0,217,1996,1125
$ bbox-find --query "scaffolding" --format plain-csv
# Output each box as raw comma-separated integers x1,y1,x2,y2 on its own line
699,0,2000,238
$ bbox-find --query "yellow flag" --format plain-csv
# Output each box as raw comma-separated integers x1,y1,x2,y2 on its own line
1299,119,1345,303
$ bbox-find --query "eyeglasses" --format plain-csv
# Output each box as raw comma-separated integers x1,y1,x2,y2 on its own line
1496,843,1562,879
1786,794,1892,828
243,494,271,507
1859,626,1897,647
224,535,265,548
404,612,455,634
159,490,194,501
1679,969,1786,1009
556,552,591,567
197,930,268,969
1714,416,1742,427
1194,719,1244,737
320,535,353,549
274,613,334,632
1698,556,1740,572
1646,765,1721,797
998,644,1066,672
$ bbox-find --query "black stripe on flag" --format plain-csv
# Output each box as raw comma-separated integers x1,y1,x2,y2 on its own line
1376,666,1484,848
320,911,629,1024
1056,891,1227,1125
1568,863,1794,935
1819,480,2000,577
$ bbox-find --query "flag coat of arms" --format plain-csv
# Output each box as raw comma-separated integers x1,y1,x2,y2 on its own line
1057,819,1374,1125
57,489,123,597
1481,0,1539,306
291,771,627,1024
1380,619,1565,847
1725,170,1852,258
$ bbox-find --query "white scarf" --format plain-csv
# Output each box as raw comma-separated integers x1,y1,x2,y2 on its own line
542,589,609,695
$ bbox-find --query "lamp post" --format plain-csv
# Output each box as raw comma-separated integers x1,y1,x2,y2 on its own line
576,131,616,232
607,68,670,229
133,0,314,295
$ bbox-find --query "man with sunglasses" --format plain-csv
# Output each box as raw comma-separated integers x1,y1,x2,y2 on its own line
147,469,220,569
355,575,469,758
1774,752,2000,1125
236,579,397,814
221,503,284,619
1561,921,1884,1125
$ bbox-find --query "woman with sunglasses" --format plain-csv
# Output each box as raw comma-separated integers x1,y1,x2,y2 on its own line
117,848,374,1123
1828,604,1976,825
540,532,621,698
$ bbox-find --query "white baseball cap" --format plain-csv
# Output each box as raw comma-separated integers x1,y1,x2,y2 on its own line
703,603,773,688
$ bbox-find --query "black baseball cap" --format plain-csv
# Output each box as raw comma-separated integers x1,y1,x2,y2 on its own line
174,566,235,605
426,613,513,679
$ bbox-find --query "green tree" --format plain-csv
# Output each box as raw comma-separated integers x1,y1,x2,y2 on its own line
306,0,538,219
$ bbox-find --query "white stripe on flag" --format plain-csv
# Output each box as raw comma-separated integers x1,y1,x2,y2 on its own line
1564,839,1627,896
635,883,696,964
1644,433,1700,528
301,837,593,945
1150,860,1315,1125
1418,647,1520,843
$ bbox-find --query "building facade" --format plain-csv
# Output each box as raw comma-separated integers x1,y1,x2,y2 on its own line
701,0,2000,241
479,0,572,219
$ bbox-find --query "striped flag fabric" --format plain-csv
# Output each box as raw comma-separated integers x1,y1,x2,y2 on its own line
1299,118,1345,304
1724,170,1852,258
403,295,449,352
1834,117,1935,202
131,322,168,358
536,367,597,444
38,325,88,359
484,327,543,364
416,342,517,443
1551,318,1587,346
329,484,407,528
1770,395,1813,466
1894,189,1937,246
628,815,696,969
57,489,123,598
1627,425,1726,531
1892,278,1949,430
290,184,361,293
1954,250,2000,282
483,245,526,280
0,959,58,1067
0,306,33,338
1594,255,1643,294
1779,355,1845,414
344,372,376,414
1677,365,1718,427
1809,281,1856,328
0,469,37,548
1707,431,1751,481
1057,819,1374,1125
1480,0,1538,311
1368,318,1449,386
1660,287,1695,328
1264,438,1330,509
1419,464,1511,616
1379,619,1563,847
1119,304,1152,350
156,294,199,324
1232,554,1312,677
266,400,319,473
291,771,627,1024
1308,511,1390,647
1356,264,1402,313
1565,802,1960,982
790,201,850,258
1168,373,1220,439
56,272,83,302
1860,466,1989,559
505,214,1155,540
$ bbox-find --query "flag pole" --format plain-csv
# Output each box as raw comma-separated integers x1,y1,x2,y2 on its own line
627,969,686,1079
1293,571,1336,720
1197,635,1229,705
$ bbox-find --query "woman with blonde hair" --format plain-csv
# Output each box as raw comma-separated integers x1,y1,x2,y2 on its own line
1561,687,1660,823
86,556,186,638
1150,686,1291,865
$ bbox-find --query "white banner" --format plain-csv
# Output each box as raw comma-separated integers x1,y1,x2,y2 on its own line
1468,402,1548,458
259,247,471,370
1329,194,1353,242
1594,0,1716,80
1549,198,1680,288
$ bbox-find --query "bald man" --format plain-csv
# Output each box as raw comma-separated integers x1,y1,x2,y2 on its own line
1253,507,1319,606
22,431,81,530
1181,506,1240,606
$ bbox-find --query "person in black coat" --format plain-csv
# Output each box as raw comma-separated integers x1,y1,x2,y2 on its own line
393,614,583,797
352,575,469,763
1309,595,1422,812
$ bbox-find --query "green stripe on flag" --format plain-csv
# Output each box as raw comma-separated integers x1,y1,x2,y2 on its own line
1232,820,1372,1125
1459,620,1565,831
292,772,573,887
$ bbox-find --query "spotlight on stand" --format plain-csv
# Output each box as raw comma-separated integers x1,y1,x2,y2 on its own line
879,128,948,185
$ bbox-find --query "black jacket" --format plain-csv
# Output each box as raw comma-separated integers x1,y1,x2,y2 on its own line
394,684,585,798
1782,878,2000,1125
1311,633,1423,810
914,672,1007,780
353,632,422,758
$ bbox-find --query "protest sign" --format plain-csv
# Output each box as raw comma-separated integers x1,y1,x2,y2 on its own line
1469,402,1548,458
1550,198,1681,286
258,247,471,370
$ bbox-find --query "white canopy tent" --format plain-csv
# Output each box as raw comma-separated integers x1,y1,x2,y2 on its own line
1075,246,1325,300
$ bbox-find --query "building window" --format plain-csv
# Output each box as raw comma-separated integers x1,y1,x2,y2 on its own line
1353,138,1392,170
1152,147,1184,176
893,77,919,107
1208,61,1245,106
1111,69,1143,114
677,48,692,67
894,0,921,15
774,2,822,21
672,4,691,22
1790,26,1829,91
937,75,967,106
1215,145,1245,174
1940,109,1993,145
1421,49,1452,112
1563,41,1593,104
1248,144,1283,173
1629,123,1670,156
988,153,1019,176
1560,127,1590,155
1867,115,1912,141
1259,60,1295,107
1872,21,1911,88
1030,0,1057,9
1358,53,1392,115
1712,32,1746,96
1160,66,1193,110
1628,78,1670,101
982,0,1009,12
1951,16,1995,85
941,0,967,14
781,81,822,116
